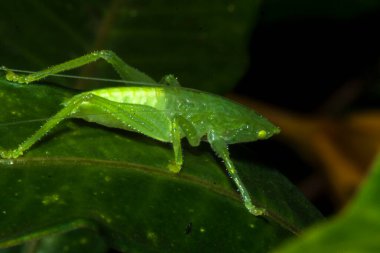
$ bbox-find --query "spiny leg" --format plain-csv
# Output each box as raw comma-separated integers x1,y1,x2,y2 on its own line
2,50,155,84
207,131,266,216
0,93,168,159
168,116,202,173
176,115,200,147
168,117,183,173
0,93,96,159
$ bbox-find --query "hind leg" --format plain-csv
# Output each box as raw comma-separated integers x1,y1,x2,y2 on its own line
2,50,155,85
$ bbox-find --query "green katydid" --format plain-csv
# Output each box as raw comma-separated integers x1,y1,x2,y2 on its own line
0,50,280,216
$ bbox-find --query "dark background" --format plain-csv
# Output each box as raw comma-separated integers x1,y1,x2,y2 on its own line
236,4,380,216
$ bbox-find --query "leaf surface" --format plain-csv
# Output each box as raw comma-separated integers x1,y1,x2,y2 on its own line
274,154,380,253
0,79,321,252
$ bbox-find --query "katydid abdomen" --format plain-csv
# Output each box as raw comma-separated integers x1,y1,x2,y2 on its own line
86,86,279,145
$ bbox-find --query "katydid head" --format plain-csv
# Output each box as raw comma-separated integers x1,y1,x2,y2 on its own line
221,112,280,144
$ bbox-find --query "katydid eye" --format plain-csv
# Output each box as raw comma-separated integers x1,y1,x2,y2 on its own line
257,130,267,139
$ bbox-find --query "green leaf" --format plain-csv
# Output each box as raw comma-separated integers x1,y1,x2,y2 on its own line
0,229,108,253
0,79,321,252
0,0,260,93
274,154,380,253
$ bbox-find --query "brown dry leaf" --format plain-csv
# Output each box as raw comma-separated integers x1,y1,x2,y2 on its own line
228,94,380,208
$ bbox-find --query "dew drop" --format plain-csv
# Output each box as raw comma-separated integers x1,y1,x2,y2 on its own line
42,194,60,205
6,160,14,165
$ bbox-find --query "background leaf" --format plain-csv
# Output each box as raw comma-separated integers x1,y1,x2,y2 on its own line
273,154,380,253
0,0,259,93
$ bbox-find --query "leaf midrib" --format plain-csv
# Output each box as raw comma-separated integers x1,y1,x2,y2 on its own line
0,156,241,202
